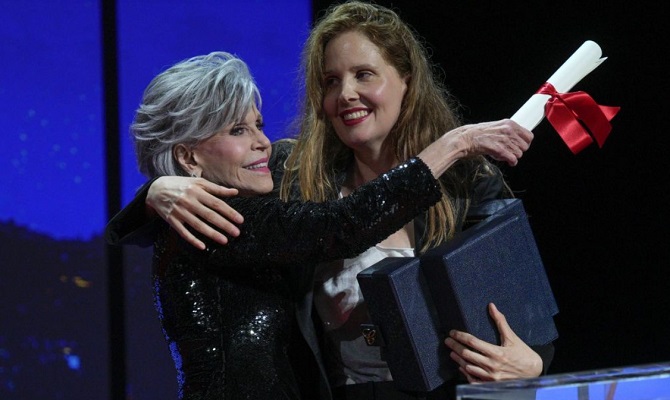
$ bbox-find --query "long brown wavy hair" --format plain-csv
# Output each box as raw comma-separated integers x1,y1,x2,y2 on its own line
281,1,497,251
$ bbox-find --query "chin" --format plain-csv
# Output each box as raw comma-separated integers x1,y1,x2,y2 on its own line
258,185,274,194
239,184,273,197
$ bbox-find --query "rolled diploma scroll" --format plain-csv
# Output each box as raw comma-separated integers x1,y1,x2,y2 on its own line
511,40,607,130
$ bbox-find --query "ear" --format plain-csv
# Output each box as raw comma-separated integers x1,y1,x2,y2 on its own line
173,144,202,177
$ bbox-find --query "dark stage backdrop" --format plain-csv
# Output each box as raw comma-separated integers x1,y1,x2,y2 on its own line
2,0,668,399
319,0,670,374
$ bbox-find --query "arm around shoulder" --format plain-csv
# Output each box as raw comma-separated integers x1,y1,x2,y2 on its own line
105,178,160,247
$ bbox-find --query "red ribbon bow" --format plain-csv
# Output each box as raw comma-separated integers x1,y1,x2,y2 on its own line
537,82,620,154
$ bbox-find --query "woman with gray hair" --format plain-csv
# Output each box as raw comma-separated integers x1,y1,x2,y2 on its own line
108,50,532,399
133,52,263,179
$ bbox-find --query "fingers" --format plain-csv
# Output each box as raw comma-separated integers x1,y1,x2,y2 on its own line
168,219,208,250
465,119,534,166
458,367,477,383
196,180,244,223
444,303,544,382
168,199,231,247
446,334,496,382
199,190,244,229
488,303,518,345
452,353,486,383
147,177,243,248
182,180,244,228
447,329,491,356
445,304,544,381
488,120,533,166
445,330,492,368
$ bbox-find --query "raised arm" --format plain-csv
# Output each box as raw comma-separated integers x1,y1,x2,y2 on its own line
417,119,532,176
205,157,442,266
204,119,533,266
147,177,243,249
104,140,294,249
105,177,242,248
144,120,532,247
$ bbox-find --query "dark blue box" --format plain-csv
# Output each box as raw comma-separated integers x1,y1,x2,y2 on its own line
421,199,558,347
357,256,451,392
357,199,558,392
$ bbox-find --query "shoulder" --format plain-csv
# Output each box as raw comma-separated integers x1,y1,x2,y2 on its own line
470,160,509,203
270,139,296,192
271,139,296,166
444,157,508,202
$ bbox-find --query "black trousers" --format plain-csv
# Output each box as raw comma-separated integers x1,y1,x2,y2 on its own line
332,381,454,400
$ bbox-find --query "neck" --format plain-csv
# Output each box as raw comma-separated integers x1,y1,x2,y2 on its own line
346,150,398,191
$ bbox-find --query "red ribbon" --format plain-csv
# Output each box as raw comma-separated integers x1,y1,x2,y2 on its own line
537,82,620,154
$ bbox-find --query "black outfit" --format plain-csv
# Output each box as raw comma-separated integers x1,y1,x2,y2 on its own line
108,155,442,399
106,141,554,400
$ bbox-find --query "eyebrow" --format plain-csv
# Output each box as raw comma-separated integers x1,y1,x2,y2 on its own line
323,63,376,76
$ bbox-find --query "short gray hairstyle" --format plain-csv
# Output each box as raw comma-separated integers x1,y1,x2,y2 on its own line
132,51,262,177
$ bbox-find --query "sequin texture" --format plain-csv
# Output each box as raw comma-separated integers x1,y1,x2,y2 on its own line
151,157,442,399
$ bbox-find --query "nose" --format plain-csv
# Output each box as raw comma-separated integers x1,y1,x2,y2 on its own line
338,77,359,104
252,127,271,150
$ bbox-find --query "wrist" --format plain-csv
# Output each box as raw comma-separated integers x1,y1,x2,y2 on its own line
417,135,466,178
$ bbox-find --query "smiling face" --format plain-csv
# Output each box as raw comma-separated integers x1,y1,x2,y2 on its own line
322,30,408,157
178,106,273,196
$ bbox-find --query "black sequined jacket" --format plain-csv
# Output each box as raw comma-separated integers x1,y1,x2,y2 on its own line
105,141,554,400
107,152,443,399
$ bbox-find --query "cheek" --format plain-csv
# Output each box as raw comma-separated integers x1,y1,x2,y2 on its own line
199,144,241,179
322,92,339,118
372,83,394,107
376,77,406,109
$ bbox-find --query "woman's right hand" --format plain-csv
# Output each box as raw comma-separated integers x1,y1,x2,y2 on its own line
418,119,534,178
455,119,534,166
147,176,244,250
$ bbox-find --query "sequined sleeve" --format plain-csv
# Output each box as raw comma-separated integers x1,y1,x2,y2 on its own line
206,157,441,267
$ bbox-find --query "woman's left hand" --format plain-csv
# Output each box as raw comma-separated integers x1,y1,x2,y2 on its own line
444,303,543,383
